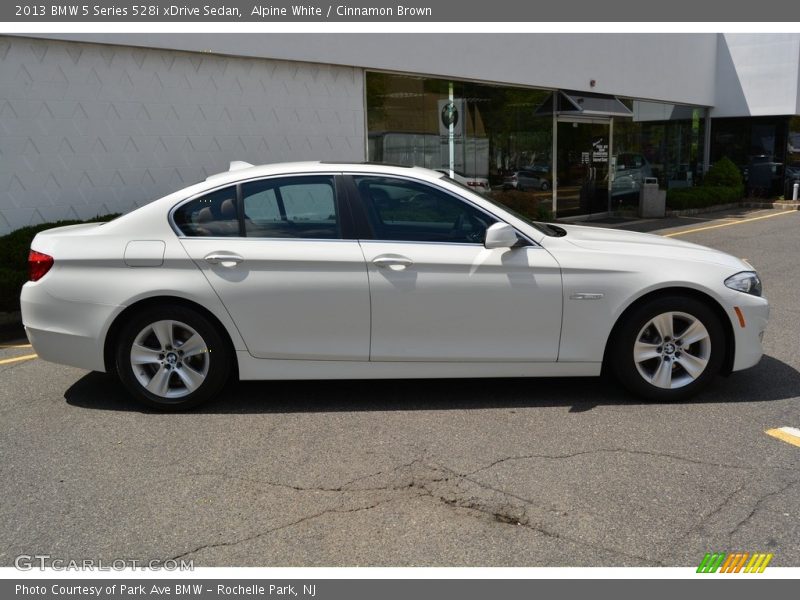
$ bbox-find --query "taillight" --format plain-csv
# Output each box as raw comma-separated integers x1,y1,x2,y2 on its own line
29,250,54,282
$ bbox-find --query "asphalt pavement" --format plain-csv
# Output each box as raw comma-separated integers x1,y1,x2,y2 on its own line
1,208,798,567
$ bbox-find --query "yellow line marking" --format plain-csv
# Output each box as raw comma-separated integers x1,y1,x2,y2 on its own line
0,343,32,349
765,427,800,448
0,353,38,365
759,554,774,573
664,210,796,237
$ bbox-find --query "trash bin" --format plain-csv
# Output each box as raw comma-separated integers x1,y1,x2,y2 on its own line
639,177,666,218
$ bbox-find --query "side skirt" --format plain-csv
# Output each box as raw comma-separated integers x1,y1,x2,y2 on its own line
236,352,602,380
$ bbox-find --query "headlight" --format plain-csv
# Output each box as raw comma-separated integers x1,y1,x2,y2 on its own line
725,271,762,296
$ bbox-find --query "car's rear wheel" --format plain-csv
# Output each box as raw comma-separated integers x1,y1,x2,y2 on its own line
115,306,231,410
540,181,550,191
610,295,724,401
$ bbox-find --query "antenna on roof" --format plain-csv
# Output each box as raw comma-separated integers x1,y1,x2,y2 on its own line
228,161,254,171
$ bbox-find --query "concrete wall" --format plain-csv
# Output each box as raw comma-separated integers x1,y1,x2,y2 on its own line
0,35,364,233
714,33,800,118
28,33,720,107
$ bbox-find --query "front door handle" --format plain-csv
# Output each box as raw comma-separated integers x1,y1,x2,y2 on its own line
204,252,244,267
372,255,413,270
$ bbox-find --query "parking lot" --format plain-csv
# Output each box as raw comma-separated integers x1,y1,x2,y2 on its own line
1,208,798,567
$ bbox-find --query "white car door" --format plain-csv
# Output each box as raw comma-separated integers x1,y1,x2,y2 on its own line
350,175,562,362
174,175,370,361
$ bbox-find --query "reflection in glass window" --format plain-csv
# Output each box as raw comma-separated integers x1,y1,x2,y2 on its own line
173,187,240,237
710,116,790,198
785,116,800,199
354,176,495,244
366,72,553,197
241,176,338,239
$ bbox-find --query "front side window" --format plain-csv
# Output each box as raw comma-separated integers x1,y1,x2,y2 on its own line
241,176,339,239
173,186,239,237
353,176,495,243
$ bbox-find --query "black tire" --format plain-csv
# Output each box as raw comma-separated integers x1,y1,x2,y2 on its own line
115,305,231,410
540,181,550,191
517,184,525,192
609,295,725,401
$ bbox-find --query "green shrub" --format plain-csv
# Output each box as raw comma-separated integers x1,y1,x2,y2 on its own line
0,268,28,313
0,214,119,314
666,186,742,211
703,156,744,189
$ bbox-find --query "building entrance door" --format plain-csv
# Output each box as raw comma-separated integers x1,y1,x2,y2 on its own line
555,119,611,218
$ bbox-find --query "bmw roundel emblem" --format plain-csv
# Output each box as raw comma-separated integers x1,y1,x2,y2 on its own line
441,102,459,129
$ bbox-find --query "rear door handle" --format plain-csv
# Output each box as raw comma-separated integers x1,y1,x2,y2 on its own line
372,255,413,270
204,252,244,267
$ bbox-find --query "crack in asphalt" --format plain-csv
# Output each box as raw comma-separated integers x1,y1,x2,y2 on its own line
168,496,405,563
163,444,799,565
167,455,659,565
465,447,796,477
727,478,800,540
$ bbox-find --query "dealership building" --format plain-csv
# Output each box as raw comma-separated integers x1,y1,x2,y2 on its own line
1,32,799,233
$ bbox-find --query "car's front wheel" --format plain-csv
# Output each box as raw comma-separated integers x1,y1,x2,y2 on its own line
610,296,725,400
115,306,231,410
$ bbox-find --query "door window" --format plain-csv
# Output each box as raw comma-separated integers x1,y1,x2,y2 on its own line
241,176,339,239
353,176,495,243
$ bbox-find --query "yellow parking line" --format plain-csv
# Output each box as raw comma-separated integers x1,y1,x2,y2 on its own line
664,210,796,237
0,353,37,365
0,343,32,349
766,427,800,448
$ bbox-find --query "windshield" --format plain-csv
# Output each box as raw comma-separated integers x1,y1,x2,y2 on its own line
438,175,560,236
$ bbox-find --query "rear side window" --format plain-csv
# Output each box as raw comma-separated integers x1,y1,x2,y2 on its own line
173,186,239,237
241,176,339,239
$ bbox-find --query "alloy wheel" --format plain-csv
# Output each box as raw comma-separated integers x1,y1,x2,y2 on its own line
129,320,210,399
632,311,711,389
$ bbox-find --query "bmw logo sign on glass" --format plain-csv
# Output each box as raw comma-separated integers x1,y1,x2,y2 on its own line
441,102,459,129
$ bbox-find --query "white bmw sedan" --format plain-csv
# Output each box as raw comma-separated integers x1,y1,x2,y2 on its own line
21,162,769,410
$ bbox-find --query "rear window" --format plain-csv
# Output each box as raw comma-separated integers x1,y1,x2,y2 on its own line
173,186,239,237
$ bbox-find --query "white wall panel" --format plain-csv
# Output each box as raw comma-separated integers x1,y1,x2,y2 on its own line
0,36,364,233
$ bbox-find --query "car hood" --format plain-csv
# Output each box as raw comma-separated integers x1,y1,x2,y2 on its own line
549,223,750,271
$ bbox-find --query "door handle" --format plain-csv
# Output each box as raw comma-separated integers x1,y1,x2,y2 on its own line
372,255,413,270
204,252,244,267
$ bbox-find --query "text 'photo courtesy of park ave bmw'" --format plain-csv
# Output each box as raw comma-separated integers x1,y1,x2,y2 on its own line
21,161,769,410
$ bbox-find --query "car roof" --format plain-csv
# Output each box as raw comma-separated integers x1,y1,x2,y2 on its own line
202,160,443,187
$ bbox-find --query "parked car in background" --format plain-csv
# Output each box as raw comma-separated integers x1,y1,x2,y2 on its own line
611,152,652,198
434,168,491,193
22,161,768,410
503,165,553,191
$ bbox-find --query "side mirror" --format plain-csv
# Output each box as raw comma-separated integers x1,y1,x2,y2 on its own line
484,222,519,249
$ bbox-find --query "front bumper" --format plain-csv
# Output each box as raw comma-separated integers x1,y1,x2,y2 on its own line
729,294,770,372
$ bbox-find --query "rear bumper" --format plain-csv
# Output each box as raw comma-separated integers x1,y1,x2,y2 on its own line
730,295,770,372
21,282,118,372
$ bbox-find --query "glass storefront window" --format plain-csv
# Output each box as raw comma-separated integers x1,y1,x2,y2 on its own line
612,101,705,209
710,116,790,198
367,71,554,215
366,71,711,218
785,116,799,199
